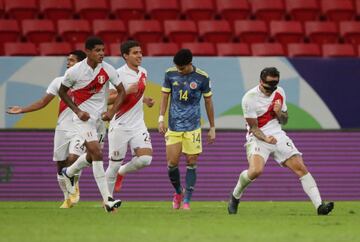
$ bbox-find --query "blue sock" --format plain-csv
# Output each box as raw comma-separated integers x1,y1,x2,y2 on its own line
184,166,197,203
168,166,182,194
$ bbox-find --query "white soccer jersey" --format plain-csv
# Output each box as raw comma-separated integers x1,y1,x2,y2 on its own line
242,85,287,139
62,58,121,120
110,64,147,130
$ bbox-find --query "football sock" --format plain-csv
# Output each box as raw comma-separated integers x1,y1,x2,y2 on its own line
66,153,91,177
184,165,197,203
300,172,322,208
118,155,152,175
168,165,182,194
105,159,122,196
232,170,252,199
57,174,69,200
92,161,111,202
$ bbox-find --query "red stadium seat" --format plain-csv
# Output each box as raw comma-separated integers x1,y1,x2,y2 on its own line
234,20,268,43
216,43,251,56
286,0,320,21
270,21,304,44
164,20,198,43
0,20,20,43
321,0,355,21
39,0,73,21
109,43,121,56
251,0,286,21
110,0,145,21
146,43,179,56
57,20,91,43
4,43,38,56
0,0,4,18
251,43,285,56
198,20,232,43
39,42,72,56
340,21,360,45
22,20,56,44
145,0,180,21
287,43,321,57
93,20,127,43
215,0,250,23
322,43,356,57
4,0,38,20
74,0,109,20
181,42,217,56
305,21,339,44
180,0,215,20
128,20,163,44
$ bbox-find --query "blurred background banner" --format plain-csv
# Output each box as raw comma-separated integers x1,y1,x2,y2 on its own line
2,56,358,130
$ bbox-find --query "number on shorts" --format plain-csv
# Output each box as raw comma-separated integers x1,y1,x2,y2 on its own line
143,132,151,142
98,134,105,143
75,139,85,152
192,133,201,143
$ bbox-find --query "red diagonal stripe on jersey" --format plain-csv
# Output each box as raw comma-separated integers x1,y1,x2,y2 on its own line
58,90,73,116
115,72,146,119
257,92,284,128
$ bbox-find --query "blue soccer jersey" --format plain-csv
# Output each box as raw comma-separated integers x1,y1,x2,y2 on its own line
161,66,212,131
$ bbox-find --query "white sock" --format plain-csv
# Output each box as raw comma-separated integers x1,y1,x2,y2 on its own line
66,154,91,177
92,161,111,202
57,174,69,200
105,160,122,197
74,169,82,186
300,172,322,208
232,170,252,199
118,155,152,175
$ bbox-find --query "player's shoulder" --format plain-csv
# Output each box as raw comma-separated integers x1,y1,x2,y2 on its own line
116,64,127,74
276,86,285,95
166,66,177,74
242,86,258,101
138,66,147,75
48,76,64,87
102,60,117,72
194,67,209,79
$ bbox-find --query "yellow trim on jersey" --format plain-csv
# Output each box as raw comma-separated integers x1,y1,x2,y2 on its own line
195,68,209,78
203,91,213,97
161,87,171,93
166,67,177,73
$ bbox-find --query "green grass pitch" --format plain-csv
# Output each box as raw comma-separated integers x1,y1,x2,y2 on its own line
0,201,359,242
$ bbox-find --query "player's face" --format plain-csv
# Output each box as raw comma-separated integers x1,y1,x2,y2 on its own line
261,76,279,94
175,63,193,75
66,54,78,68
125,46,142,68
87,44,105,64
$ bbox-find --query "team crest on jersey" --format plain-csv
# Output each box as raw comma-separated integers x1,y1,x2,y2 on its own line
190,82,197,89
98,75,106,84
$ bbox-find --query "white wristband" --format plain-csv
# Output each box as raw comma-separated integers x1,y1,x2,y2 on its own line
158,115,164,123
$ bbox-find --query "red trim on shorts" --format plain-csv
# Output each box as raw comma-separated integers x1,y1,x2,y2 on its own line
257,92,284,128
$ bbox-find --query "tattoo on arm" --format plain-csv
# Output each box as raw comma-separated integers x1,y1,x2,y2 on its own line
246,118,267,142
275,111,288,125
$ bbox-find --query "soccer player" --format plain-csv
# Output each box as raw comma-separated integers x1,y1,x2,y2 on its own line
58,36,126,212
105,40,154,196
158,49,216,210
227,67,334,215
6,50,88,208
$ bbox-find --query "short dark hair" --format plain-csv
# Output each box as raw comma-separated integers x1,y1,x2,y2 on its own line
85,36,104,50
120,40,140,58
260,67,280,81
69,50,86,61
173,48,193,66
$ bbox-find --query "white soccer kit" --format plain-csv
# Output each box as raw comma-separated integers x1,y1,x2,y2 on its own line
62,59,121,143
108,64,152,160
242,85,301,164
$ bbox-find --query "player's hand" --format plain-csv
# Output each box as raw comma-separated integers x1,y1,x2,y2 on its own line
144,97,155,108
127,83,139,94
158,122,167,135
273,100,282,115
76,110,90,121
264,135,277,144
207,127,216,144
101,111,113,121
6,106,23,114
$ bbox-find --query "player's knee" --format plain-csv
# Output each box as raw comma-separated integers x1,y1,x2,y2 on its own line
249,167,263,179
137,155,152,168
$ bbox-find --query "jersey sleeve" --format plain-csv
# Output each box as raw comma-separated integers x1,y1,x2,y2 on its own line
278,87,288,112
242,93,257,119
201,77,212,98
161,72,171,93
62,67,75,88
109,65,121,87
46,77,61,96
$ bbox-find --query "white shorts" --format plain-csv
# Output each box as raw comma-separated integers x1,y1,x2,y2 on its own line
108,127,152,160
73,117,99,143
245,134,302,165
53,128,85,161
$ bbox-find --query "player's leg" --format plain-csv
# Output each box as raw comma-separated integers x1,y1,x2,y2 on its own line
182,128,202,210
165,130,183,209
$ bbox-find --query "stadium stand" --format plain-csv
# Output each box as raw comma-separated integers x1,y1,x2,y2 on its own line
215,0,251,24
287,43,321,57
4,0,38,20
57,19,91,43
146,43,179,56
110,0,145,22
128,20,163,44
197,20,232,43
251,43,286,56
22,19,56,44
234,20,268,43
39,0,73,21
305,21,339,44
164,20,198,43
285,0,320,22
322,43,356,57
180,0,215,20
340,21,360,45
0,20,21,43
4,42,38,56
109,43,121,56
74,0,109,20
39,42,72,56
321,0,355,21
251,0,286,21
216,43,251,56
0,0,4,18
145,0,180,21
270,20,304,44
93,20,127,43
181,42,217,56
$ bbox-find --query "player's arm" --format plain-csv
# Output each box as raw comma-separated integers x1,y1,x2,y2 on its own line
158,91,169,135
7,94,55,114
273,100,288,125
143,96,155,108
204,96,216,144
247,118,277,144
102,83,126,121
107,89,118,105
58,83,89,121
